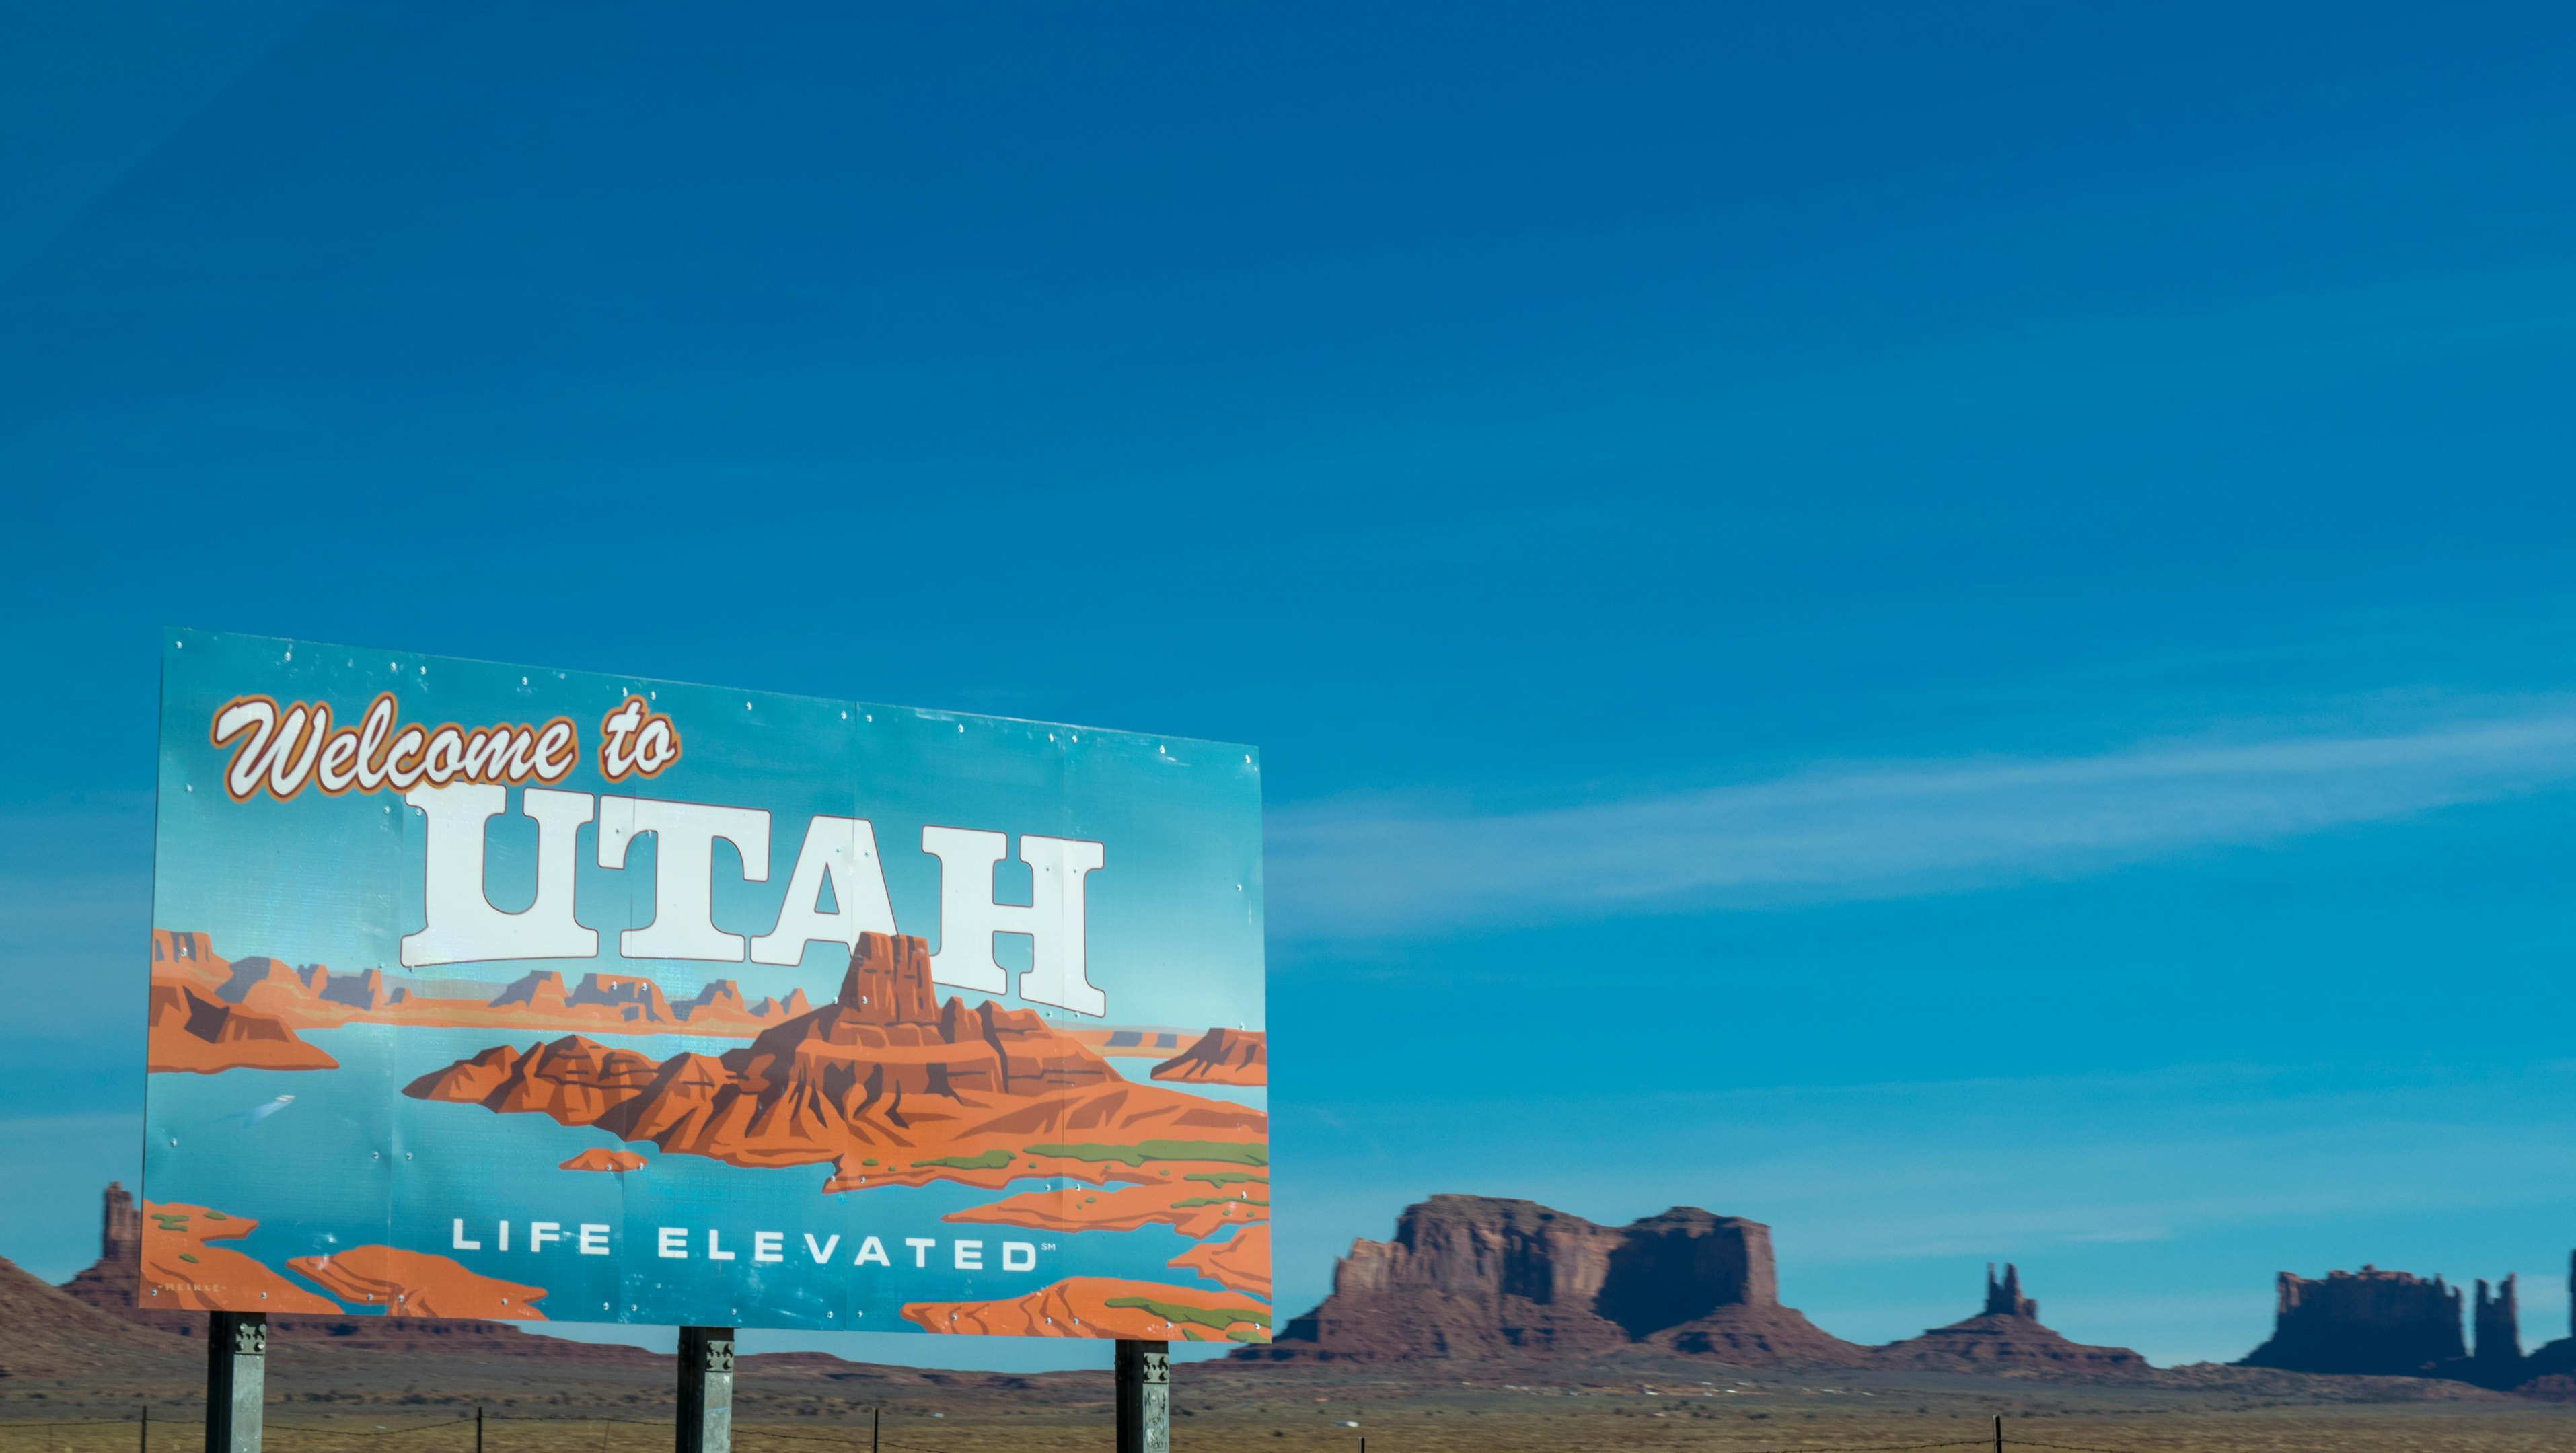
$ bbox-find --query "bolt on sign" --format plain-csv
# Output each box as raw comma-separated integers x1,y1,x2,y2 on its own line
143,630,1270,1344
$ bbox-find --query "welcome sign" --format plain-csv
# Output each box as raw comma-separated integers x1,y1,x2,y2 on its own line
142,630,1269,1343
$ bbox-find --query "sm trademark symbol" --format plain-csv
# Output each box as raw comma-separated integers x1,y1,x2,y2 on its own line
1041,1243,1057,1252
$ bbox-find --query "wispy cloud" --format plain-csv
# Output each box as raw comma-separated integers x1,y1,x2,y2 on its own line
1267,707,2576,938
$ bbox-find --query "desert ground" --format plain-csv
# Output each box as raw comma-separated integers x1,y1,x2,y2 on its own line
5,1341,2574,1453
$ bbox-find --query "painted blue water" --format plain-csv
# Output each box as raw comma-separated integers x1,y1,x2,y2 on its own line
141,1023,1265,1334
1104,1053,1267,1110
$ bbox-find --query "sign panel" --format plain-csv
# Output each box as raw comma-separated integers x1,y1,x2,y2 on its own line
142,630,1269,1343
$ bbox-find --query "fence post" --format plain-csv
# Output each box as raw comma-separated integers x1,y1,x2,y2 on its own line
476,1406,484,1453
1115,1340,1170,1453
676,1327,735,1453
869,1408,879,1453
1993,1413,2003,1452
205,1312,266,1453
139,1403,148,1453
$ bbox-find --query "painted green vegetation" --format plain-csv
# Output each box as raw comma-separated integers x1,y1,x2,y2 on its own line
1021,1140,1267,1168
1103,1295,1273,1342
912,1149,1015,1170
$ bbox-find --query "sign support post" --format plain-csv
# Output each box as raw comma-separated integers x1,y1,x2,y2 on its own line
1115,1339,1170,1453
676,1326,734,1453
203,1312,264,1453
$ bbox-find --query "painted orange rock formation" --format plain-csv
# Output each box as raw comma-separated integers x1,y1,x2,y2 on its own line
947,1169,1267,1238
904,1276,1272,1343
405,933,1266,1195
137,1202,338,1312
1151,1027,1265,1086
558,1148,647,1172
1172,1224,1271,1298
1066,1027,1194,1058
285,1246,547,1320
148,928,815,1041
147,981,338,1074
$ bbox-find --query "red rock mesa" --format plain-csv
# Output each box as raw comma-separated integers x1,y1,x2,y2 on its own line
1247,1196,1860,1366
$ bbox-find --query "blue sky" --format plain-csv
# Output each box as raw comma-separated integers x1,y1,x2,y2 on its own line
5,1,2576,1370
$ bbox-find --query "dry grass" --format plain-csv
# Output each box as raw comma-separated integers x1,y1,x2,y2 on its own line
5,1349,2574,1453
7,1403,2576,1453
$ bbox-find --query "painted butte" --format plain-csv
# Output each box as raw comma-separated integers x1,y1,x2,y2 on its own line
144,927,1272,1341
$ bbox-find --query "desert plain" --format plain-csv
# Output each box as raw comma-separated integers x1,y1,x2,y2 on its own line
5,1332,2574,1453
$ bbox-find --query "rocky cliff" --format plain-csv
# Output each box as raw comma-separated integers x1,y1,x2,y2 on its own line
566,973,676,1020
1245,1195,1860,1365
2516,1255,2576,1393
147,979,338,1072
150,929,817,1049
55,1182,158,1326
1985,1261,2038,1318
2472,1276,2523,1380
3,1252,194,1380
1151,1027,1266,1086
314,966,404,1012
404,932,1265,1196
1870,1263,2143,1371
2238,1265,2466,1376
147,932,338,1072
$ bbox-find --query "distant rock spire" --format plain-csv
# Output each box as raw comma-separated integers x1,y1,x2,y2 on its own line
1874,1262,2141,1369
1983,1262,2038,1319
2474,1275,2522,1367
101,1181,138,1265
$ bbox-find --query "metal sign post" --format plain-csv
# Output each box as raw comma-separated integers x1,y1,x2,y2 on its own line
203,1313,264,1453
676,1326,735,1453
1115,1339,1171,1453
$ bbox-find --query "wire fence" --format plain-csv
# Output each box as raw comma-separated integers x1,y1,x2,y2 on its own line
0,1413,2180,1453
0,1415,965,1453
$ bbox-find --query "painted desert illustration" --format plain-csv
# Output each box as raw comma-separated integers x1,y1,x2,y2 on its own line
22,1179,2576,1453
140,927,1270,1340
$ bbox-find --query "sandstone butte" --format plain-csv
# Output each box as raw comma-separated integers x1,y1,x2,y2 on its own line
945,1168,1267,1238
138,1201,338,1314
558,1148,648,1172
1870,1263,2143,1371
1171,1224,1270,1298
285,1245,548,1320
1150,1027,1267,1086
903,1275,1272,1343
1250,1198,1864,1366
149,928,814,1042
403,932,1266,1197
